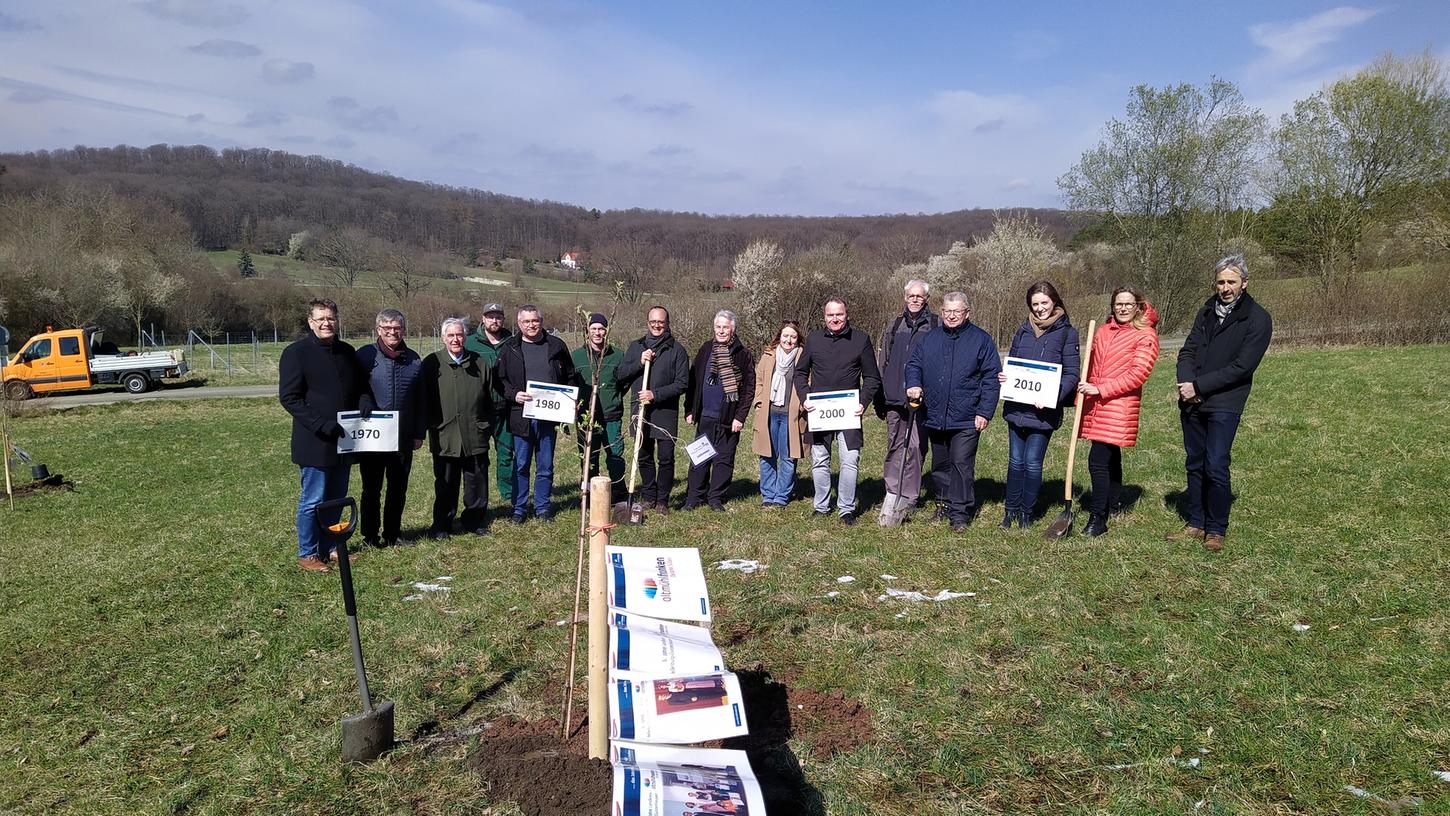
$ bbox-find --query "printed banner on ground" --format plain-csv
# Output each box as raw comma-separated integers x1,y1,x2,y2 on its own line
1000,356,1062,406
336,411,399,454
806,389,860,433
610,671,748,743
611,740,767,816
610,610,723,677
521,380,579,423
606,546,712,623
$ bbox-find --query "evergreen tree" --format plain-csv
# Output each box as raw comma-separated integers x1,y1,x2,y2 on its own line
237,249,257,278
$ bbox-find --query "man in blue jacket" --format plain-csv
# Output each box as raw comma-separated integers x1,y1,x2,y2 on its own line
906,292,1001,532
1171,254,1272,552
355,308,427,548
278,298,364,571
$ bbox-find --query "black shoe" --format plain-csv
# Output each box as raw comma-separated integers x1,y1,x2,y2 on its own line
538,511,556,523
1083,513,1108,537
682,503,702,512
363,537,382,549
998,510,1015,530
427,529,450,541
814,509,832,518
509,514,527,526
1017,510,1034,529
840,512,857,527
933,504,949,521
709,503,726,513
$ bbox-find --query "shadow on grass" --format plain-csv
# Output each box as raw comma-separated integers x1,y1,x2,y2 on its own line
721,668,827,816
402,667,522,745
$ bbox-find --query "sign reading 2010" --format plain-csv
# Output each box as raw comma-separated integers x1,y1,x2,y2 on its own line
522,381,579,424
999,357,1062,407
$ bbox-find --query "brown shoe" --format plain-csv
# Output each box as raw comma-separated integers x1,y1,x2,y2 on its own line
297,556,330,572
1165,525,1206,542
1203,534,1225,552
653,501,670,517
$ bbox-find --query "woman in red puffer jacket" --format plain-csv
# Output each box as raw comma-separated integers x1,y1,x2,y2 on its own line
1076,285,1159,536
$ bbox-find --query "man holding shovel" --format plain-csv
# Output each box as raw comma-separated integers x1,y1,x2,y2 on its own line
572,313,625,503
875,279,939,525
617,306,690,515
1171,254,1273,552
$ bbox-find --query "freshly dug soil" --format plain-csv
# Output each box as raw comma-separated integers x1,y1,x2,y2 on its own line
10,474,74,498
467,718,611,816
723,668,874,760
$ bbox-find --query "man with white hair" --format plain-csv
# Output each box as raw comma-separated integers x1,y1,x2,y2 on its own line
1171,254,1273,552
683,309,756,511
876,278,940,524
422,316,494,539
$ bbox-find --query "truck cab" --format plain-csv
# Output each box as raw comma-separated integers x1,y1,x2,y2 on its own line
3,327,188,400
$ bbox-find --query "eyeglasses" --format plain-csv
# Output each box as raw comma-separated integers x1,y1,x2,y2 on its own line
941,309,968,316
1113,302,1138,310
310,316,338,324
377,325,403,334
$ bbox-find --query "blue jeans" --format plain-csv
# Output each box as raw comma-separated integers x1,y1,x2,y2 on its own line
758,410,796,506
511,420,557,518
1005,425,1051,515
1181,408,1241,535
296,464,350,559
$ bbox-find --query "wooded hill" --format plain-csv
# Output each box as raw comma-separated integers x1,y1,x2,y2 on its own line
0,145,1081,273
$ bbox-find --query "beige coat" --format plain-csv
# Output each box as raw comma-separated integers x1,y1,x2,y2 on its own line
750,346,809,459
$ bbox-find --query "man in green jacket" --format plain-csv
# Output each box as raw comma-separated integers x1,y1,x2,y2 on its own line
572,312,625,503
464,303,513,503
425,317,493,539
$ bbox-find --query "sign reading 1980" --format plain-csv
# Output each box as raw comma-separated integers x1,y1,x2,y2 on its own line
522,381,579,424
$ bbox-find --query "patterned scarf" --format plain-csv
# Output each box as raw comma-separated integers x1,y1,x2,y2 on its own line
711,340,742,403
1214,294,1240,323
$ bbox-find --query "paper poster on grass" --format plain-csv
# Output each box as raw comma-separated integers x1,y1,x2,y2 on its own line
611,740,766,816
610,610,723,677
607,546,711,623
609,672,748,744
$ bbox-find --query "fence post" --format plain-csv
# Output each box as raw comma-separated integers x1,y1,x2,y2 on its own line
587,475,611,760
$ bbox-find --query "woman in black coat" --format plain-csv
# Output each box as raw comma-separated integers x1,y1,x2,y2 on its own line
997,281,1080,529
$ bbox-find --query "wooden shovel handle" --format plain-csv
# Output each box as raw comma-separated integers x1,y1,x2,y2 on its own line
627,357,652,495
1062,320,1097,502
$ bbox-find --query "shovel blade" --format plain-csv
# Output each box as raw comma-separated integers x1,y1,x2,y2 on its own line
611,502,633,525
1042,506,1075,541
341,700,395,764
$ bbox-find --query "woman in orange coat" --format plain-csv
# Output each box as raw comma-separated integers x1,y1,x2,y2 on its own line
1077,285,1159,536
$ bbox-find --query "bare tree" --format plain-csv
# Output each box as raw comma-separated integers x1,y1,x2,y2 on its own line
314,227,378,288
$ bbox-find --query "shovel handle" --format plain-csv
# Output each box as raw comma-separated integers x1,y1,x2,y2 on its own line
1062,320,1096,502
627,357,652,495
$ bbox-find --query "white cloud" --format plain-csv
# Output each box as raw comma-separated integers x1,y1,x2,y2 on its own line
262,59,313,84
1248,6,1381,73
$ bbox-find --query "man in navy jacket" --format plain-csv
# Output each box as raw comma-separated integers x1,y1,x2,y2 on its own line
278,298,364,571
1172,254,1272,552
906,292,1001,531
355,308,427,548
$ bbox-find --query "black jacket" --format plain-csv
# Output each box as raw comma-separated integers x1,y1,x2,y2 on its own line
1176,291,1273,415
793,324,881,450
684,337,757,426
278,333,364,467
877,307,940,407
495,332,577,436
618,333,691,440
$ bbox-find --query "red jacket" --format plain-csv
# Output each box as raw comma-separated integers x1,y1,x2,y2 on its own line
1080,305,1159,447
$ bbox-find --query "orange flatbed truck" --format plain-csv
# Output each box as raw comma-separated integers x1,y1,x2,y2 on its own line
3,327,189,400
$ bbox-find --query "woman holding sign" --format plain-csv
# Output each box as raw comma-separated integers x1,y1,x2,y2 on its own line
750,321,808,508
683,310,756,512
1076,286,1159,537
997,281,1080,529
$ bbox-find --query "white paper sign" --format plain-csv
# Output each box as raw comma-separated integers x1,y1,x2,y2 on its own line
606,546,712,622
610,610,724,677
611,741,767,816
1000,357,1063,406
684,434,717,465
521,380,578,423
806,388,861,432
336,411,399,453
610,672,748,743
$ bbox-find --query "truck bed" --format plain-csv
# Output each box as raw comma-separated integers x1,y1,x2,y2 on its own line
90,350,185,373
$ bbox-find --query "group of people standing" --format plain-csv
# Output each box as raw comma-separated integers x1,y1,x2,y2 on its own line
277,254,1270,572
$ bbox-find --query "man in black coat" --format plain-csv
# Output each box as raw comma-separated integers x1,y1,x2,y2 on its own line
1171,254,1273,552
278,298,365,571
495,304,576,523
793,297,882,525
683,309,756,511
618,306,691,513
875,278,940,523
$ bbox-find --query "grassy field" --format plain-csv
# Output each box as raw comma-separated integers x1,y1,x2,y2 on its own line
2,345,1448,814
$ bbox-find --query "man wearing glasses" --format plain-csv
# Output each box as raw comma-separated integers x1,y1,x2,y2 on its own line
355,309,427,548
905,292,1001,532
495,305,576,523
875,279,939,524
279,299,365,571
617,306,691,514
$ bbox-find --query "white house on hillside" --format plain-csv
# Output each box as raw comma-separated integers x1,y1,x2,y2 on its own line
560,251,581,269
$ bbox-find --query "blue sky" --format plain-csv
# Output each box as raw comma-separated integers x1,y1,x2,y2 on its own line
0,1,1445,215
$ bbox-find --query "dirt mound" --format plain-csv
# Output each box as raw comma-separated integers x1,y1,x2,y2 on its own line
11,474,75,498
724,668,873,760
468,718,611,816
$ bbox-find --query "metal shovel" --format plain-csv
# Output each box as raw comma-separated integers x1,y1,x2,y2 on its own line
1043,320,1097,541
614,357,653,525
879,399,921,527
316,497,395,763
